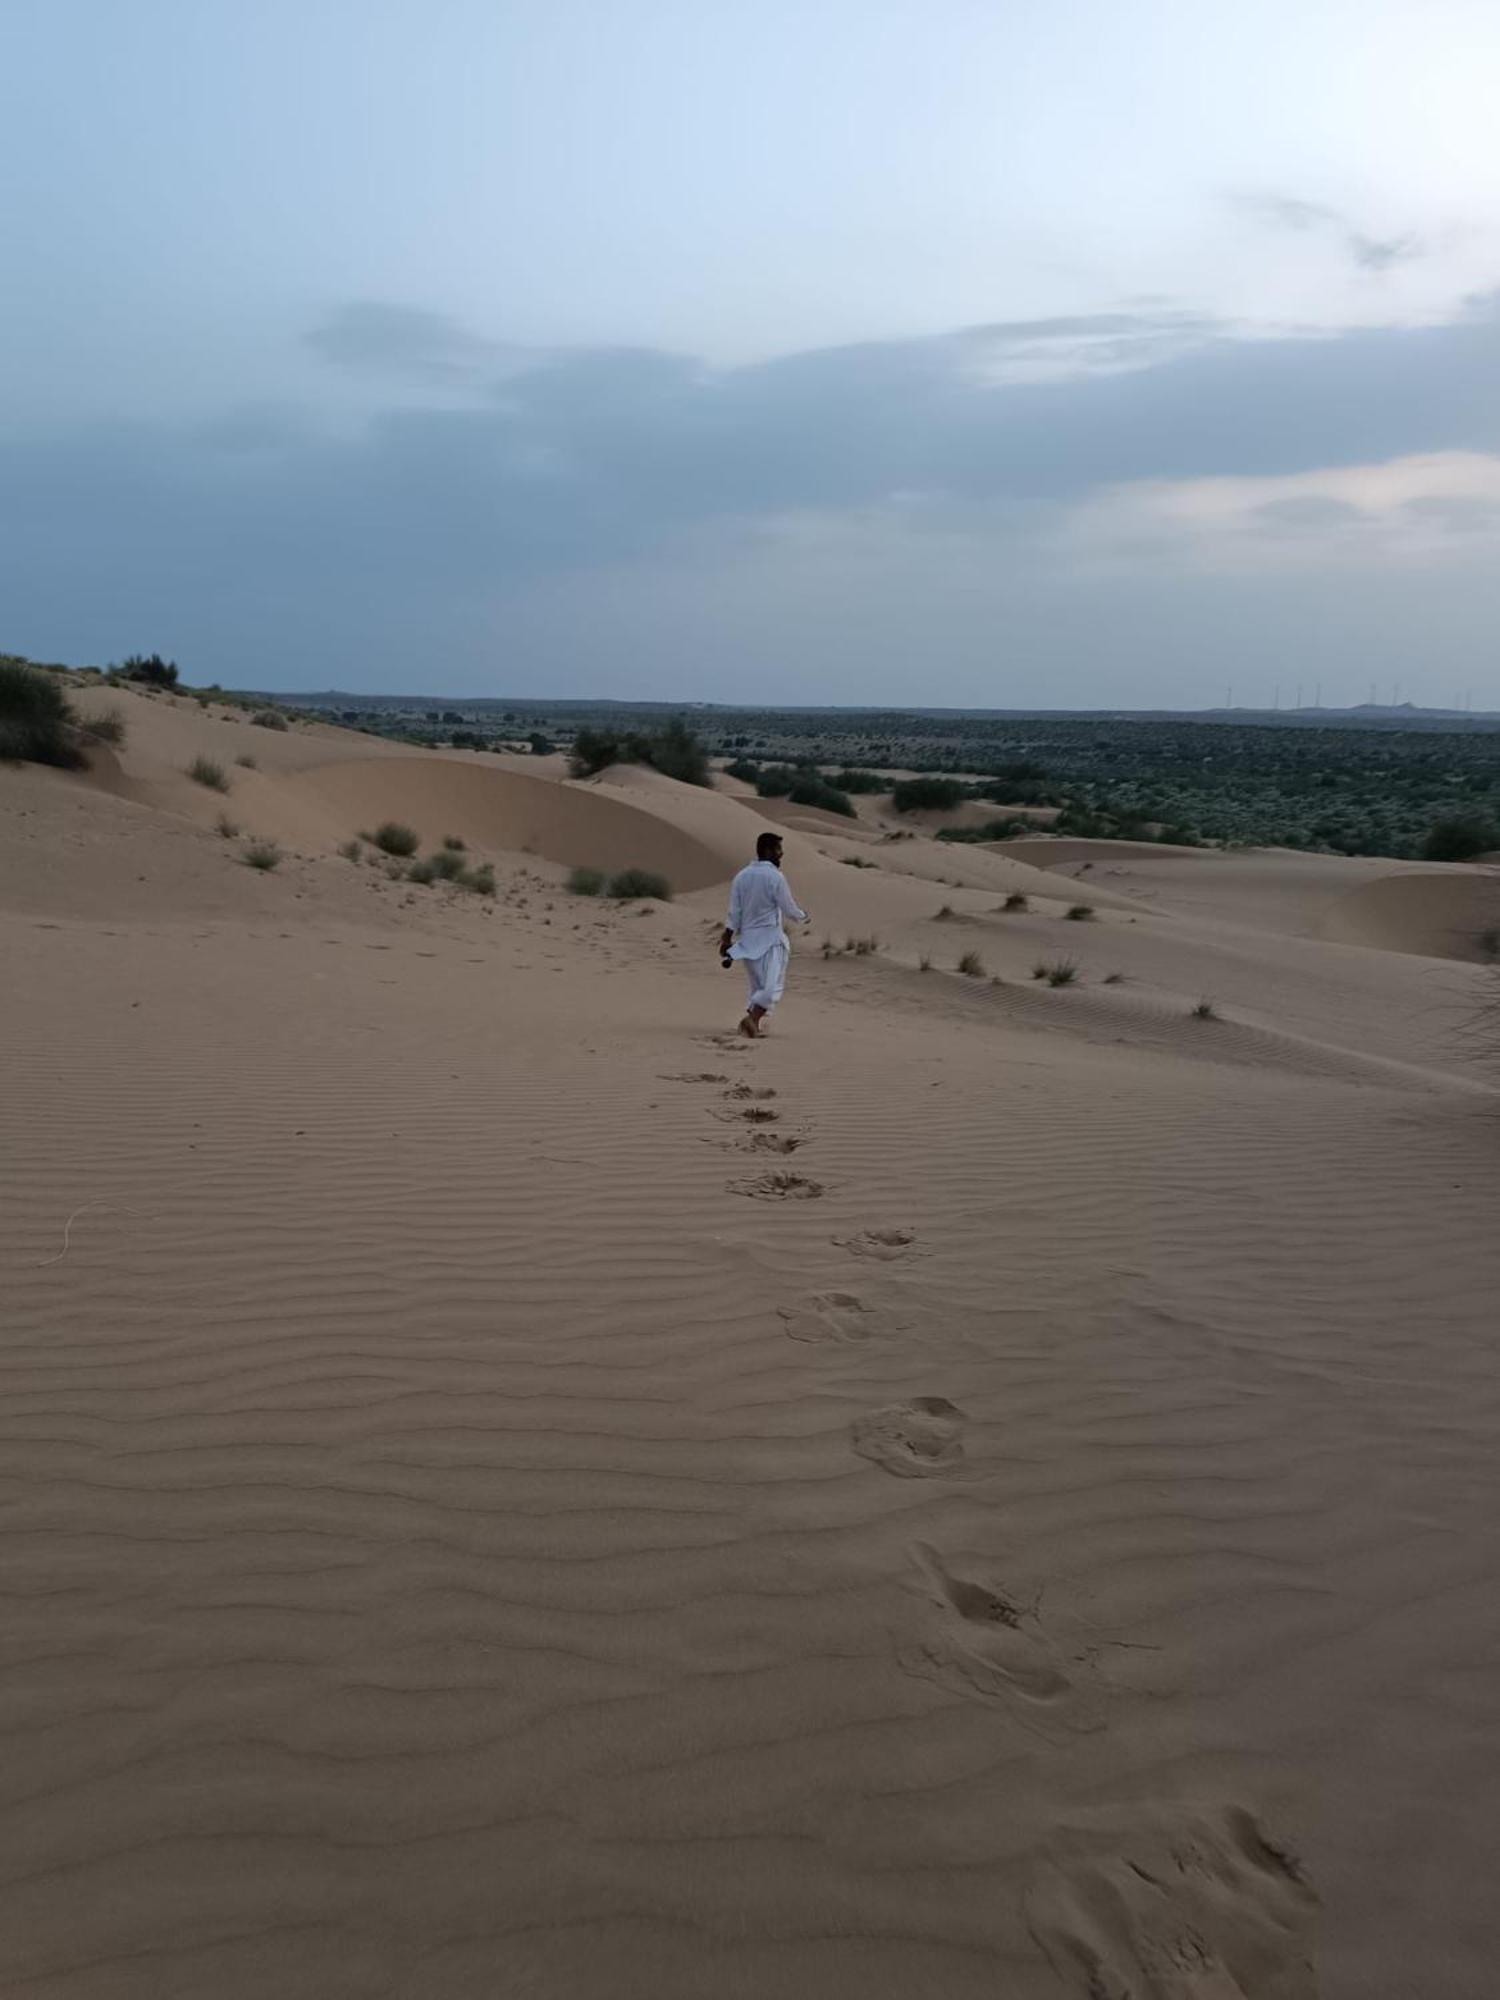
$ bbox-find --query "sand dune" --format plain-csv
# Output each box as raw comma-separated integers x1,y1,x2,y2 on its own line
4,694,1500,1999
1321,866,1500,962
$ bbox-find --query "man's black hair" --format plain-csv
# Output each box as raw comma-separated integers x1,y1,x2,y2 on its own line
756,831,783,860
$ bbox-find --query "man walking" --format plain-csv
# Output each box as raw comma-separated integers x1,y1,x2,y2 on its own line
719,832,809,1037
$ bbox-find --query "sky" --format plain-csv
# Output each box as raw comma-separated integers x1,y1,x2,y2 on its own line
4,0,1500,708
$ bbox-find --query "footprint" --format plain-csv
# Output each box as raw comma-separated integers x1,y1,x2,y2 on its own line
836,1227,918,1261
723,1084,777,1101
660,1071,729,1084
741,1106,780,1123
778,1291,889,1344
899,1544,1098,1730
746,1132,801,1154
1025,1805,1317,2000
730,1171,824,1200
851,1399,965,1478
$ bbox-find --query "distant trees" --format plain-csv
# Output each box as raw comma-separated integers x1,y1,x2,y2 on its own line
113,653,178,688
891,776,965,812
568,718,711,788
528,731,554,756
1421,815,1500,862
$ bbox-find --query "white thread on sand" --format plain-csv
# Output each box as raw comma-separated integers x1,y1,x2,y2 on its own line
37,1201,152,1267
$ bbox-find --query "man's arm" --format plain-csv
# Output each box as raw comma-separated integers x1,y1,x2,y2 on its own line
777,875,809,925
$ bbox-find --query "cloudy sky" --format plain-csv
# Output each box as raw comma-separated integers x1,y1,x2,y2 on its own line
4,0,1500,707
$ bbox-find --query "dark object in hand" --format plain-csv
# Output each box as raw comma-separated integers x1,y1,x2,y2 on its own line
720,953,733,969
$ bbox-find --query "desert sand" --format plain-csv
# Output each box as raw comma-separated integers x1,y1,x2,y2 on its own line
4,682,1500,1999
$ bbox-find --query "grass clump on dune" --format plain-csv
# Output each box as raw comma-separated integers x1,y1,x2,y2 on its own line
75,706,126,746
441,834,466,851
428,846,467,881
407,858,437,885
568,866,606,896
1065,903,1095,920
216,812,239,838
187,755,229,792
1191,999,1220,1019
608,868,672,902
1002,891,1029,912
235,752,257,769
243,841,281,871
460,862,496,895
1033,958,1080,987
957,949,985,977
338,838,362,862
252,708,289,730
372,821,419,857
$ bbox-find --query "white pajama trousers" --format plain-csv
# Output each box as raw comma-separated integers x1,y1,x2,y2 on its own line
736,935,790,1012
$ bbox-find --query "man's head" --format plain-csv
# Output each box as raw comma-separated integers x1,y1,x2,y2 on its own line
756,832,784,866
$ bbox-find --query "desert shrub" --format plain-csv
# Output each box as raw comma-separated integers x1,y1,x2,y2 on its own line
937,818,1029,843
957,950,985,977
76,706,126,746
850,935,879,956
935,904,956,920
724,756,761,783
216,812,239,838
0,659,83,766
841,855,876,867
429,847,466,881
338,838,361,861
528,731,554,756
373,821,419,856
243,841,281,870
645,718,711,787
752,764,796,798
609,868,672,901
832,768,887,794
235,752,257,769
1191,999,1219,1019
569,720,710,787
1421,815,1500,862
1002,891,1029,912
441,834,466,851
114,653,178,688
1065,903,1095,921
187,756,229,791
253,708,289,730
891,776,964,813
461,863,496,895
407,858,438,884
1037,958,1079,987
568,866,606,896
786,774,855,817
918,954,933,971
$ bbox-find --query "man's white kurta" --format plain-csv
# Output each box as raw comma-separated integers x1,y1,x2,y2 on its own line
725,859,808,1011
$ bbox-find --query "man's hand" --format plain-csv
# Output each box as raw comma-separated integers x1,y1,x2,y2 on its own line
717,927,735,956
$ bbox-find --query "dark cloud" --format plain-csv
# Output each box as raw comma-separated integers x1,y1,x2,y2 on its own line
305,302,522,380
1238,193,1425,274
3,297,1499,691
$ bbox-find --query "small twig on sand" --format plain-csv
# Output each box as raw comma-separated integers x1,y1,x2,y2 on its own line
36,1201,152,1268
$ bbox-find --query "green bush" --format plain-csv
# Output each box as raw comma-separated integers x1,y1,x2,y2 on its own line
253,708,289,730
373,821,419,857
1033,958,1079,987
608,868,672,901
568,866,606,895
441,834,466,851
114,653,178,689
407,858,437,884
786,774,855,817
568,719,710,787
724,757,761,783
891,776,965,813
832,768,887,794
0,659,82,766
528,731,554,756
1421,815,1500,861
461,863,496,895
243,842,281,871
429,847,467,881
1065,903,1095,921
187,756,229,792
957,950,985,977
1002,891,1029,912
937,818,1028,843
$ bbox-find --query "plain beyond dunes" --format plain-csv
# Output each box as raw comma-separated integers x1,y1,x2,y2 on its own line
3,680,1500,2000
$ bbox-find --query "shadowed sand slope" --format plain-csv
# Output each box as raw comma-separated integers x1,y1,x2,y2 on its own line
1321,867,1500,962
4,703,1500,1999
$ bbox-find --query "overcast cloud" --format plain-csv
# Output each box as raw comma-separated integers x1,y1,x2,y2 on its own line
4,0,1500,706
